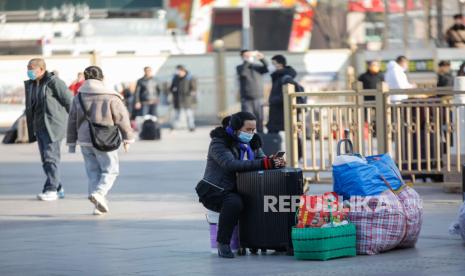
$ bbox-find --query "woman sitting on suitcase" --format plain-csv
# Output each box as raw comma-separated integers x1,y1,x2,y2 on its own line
196,111,285,258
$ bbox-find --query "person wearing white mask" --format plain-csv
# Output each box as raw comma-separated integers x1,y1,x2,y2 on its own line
236,50,269,133
384,56,416,102
24,58,73,201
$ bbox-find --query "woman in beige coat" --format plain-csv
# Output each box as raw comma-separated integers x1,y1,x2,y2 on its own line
67,66,135,215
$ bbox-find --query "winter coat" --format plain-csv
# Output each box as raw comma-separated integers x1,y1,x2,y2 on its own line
358,71,384,101
24,71,73,143
170,73,197,109
267,66,297,133
66,79,135,147
437,72,454,87
236,59,269,100
358,71,384,90
446,24,465,48
134,76,160,104
385,61,413,101
202,127,268,193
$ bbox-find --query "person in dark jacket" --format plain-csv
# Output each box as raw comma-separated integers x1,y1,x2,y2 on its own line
24,58,73,201
437,60,454,87
236,50,268,133
446,14,465,48
196,111,285,258
170,65,197,131
134,66,160,116
358,61,384,101
266,55,297,133
458,62,465,77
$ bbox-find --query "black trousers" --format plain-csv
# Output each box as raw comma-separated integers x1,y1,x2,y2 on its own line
241,99,264,133
202,191,243,244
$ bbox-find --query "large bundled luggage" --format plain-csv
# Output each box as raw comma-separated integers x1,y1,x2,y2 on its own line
236,168,303,254
332,139,423,255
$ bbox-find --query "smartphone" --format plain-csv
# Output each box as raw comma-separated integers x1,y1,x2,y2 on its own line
275,151,285,158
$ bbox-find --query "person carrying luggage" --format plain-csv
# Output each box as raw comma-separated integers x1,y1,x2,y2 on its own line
195,111,286,258
66,66,135,215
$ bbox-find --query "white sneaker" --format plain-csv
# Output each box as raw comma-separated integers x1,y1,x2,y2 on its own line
37,191,58,201
89,193,109,213
93,208,104,216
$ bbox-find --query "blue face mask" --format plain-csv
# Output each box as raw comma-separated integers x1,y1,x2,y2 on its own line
27,70,37,81
238,131,254,143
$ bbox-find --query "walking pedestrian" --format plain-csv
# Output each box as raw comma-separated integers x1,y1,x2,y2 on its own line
236,50,268,133
66,66,135,215
69,72,85,96
170,65,197,132
134,66,160,116
24,58,73,201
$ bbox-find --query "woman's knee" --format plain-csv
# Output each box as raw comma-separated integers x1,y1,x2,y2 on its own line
223,193,243,211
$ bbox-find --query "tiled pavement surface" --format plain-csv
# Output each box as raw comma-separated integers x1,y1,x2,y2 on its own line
0,127,464,276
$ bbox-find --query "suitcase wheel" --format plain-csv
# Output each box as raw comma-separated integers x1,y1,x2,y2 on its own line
237,248,247,256
250,248,259,255
286,245,294,256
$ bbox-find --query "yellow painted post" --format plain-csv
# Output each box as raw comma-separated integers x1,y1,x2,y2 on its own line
354,81,364,154
90,50,100,66
283,84,297,167
376,82,388,154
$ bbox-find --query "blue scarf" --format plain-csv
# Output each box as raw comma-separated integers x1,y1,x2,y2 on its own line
225,126,255,160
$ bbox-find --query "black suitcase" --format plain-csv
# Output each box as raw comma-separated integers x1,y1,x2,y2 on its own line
139,119,161,140
257,133,282,156
236,168,303,254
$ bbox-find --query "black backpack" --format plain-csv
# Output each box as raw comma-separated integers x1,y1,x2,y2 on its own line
293,81,307,104
78,94,122,152
139,118,161,140
281,75,306,104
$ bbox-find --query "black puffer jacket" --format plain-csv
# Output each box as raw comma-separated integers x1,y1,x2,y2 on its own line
267,66,297,133
202,127,267,192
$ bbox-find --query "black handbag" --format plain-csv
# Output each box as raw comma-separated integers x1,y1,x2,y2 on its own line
78,93,121,152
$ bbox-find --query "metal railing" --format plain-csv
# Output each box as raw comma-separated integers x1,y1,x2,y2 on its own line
283,82,465,183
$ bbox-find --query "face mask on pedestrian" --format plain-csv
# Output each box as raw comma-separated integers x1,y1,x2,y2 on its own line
247,56,255,63
27,69,37,81
238,131,254,143
268,64,276,73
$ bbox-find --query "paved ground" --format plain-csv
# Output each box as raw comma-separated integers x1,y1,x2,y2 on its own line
0,127,464,276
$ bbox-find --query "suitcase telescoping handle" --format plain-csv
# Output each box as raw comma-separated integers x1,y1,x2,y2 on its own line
337,139,354,156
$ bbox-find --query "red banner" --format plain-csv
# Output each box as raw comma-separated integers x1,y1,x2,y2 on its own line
348,0,423,13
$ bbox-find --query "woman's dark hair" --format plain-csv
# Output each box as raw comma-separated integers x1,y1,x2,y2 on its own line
396,55,407,64
83,66,104,81
221,112,257,130
271,54,287,66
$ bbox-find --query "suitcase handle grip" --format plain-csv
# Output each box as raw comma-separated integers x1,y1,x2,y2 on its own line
336,139,353,156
